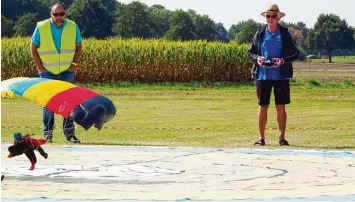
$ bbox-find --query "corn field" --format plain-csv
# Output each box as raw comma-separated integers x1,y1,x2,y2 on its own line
1,37,253,83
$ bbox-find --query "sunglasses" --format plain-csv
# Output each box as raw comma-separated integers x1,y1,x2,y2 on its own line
52,12,65,17
266,14,278,19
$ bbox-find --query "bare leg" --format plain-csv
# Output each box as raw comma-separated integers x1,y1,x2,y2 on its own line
276,105,287,140
258,105,269,140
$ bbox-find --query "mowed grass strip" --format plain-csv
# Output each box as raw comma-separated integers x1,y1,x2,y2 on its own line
306,56,355,64
2,83,354,150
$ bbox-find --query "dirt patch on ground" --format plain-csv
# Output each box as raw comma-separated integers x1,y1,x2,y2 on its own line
294,63,355,70
293,63,355,82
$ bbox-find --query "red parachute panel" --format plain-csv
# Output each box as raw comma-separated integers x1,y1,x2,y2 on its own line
45,87,99,118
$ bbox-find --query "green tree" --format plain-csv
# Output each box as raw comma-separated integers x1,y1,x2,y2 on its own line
13,13,38,36
229,20,264,43
150,4,165,10
101,0,120,14
2,0,45,21
165,9,195,41
307,14,355,62
296,21,308,38
288,27,307,60
149,5,170,38
214,22,229,42
36,0,75,20
280,21,308,39
235,19,263,44
338,20,355,50
190,13,217,41
112,1,153,38
306,31,317,54
67,0,113,38
40,0,75,10
227,24,239,41
1,15,14,37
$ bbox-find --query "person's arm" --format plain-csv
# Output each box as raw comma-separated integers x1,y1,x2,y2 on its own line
282,32,300,63
27,137,40,148
249,31,260,62
73,43,82,65
69,43,82,71
69,24,83,72
30,26,46,73
249,31,265,66
31,44,46,73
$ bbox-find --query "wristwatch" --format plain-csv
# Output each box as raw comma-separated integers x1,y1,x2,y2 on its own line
71,62,78,66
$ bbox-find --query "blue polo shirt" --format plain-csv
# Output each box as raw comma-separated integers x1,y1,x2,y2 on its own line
31,19,82,53
258,27,285,80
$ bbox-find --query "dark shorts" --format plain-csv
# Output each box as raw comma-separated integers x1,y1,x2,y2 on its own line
256,80,290,106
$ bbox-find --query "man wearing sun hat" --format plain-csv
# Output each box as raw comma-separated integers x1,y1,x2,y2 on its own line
249,4,299,146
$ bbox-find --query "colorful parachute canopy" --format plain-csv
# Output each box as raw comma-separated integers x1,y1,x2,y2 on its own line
1,77,116,130
1,90,14,98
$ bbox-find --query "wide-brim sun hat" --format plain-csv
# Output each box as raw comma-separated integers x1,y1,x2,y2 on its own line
260,4,285,18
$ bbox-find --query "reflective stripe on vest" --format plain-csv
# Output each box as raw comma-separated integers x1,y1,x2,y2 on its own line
37,19,76,75
39,49,75,56
42,61,72,67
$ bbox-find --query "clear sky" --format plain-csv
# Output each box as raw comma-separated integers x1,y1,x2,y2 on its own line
119,0,355,30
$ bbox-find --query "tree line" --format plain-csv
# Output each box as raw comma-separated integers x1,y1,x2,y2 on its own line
2,0,355,62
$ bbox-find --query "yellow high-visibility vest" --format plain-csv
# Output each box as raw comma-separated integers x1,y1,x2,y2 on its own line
37,19,76,75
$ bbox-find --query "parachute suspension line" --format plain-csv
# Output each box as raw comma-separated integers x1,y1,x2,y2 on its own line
62,118,75,137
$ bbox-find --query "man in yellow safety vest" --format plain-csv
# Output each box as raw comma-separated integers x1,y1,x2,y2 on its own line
30,3,82,144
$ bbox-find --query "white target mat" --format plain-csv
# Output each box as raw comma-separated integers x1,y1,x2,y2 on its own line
1,146,355,201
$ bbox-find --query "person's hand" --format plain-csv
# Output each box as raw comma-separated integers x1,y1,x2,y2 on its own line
69,63,77,72
271,58,284,68
37,65,46,73
257,56,265,66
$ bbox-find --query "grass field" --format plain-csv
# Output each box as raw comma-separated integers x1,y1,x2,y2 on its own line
306,56,355,64
1,77,354,150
